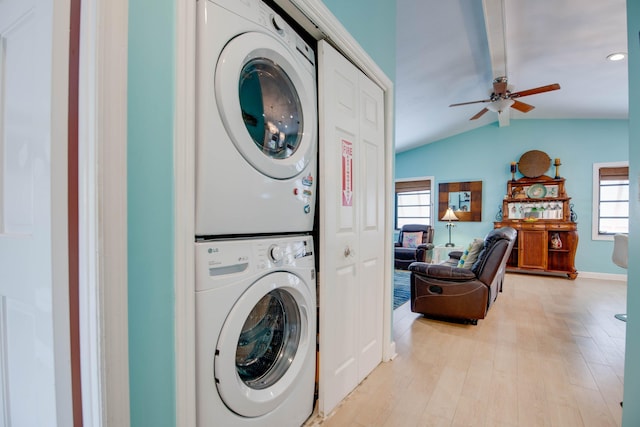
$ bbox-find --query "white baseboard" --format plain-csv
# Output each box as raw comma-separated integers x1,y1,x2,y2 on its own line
386,341,397,361
577,271,627,281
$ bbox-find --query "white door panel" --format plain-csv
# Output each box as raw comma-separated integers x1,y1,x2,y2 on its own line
318,40,385,417
355,66,384,384
0,0,71,424
329,266,358,386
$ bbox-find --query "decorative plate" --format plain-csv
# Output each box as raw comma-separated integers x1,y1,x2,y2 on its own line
527,183,547,198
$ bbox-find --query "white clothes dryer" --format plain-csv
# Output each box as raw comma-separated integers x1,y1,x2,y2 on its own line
196,0,317,237
195,235,316,426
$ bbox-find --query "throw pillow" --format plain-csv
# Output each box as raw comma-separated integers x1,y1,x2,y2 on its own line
457,242,474,267
457,238,484,268
402,231,423,248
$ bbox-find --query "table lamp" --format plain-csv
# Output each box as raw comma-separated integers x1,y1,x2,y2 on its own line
442,208,459,247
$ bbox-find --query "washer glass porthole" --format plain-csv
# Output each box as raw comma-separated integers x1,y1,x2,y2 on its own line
235,289,301,389
238,58,303,160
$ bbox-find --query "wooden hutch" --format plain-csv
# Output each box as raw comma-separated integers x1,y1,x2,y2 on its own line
494,152,578,279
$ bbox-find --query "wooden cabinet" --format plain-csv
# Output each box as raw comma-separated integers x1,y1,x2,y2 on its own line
494,176,578,279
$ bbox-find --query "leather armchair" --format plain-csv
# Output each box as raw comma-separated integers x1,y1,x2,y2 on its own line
408,227,516,324
394,224,434,269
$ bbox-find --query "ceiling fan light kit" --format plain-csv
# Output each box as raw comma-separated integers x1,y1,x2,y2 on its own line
486,98,514,113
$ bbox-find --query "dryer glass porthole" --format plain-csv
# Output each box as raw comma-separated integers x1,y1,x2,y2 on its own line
239,58,303,160
236,288,301,390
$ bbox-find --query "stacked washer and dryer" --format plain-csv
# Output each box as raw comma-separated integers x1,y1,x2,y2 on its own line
194,0,318,425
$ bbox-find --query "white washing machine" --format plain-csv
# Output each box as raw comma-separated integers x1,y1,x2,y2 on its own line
195,235,316,426
195,0,318,237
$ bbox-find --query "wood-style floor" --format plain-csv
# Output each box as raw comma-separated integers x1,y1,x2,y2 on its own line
309,273,626,426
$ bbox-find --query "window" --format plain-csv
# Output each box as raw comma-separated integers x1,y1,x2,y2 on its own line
395,178,433,229
592,162,629,240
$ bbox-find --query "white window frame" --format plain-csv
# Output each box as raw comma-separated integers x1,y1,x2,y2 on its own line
592,161,629,241
395,176,434,230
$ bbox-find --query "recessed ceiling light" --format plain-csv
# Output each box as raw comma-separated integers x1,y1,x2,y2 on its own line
607,52,627,61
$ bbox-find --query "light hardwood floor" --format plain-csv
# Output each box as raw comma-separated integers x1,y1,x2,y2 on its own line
308,273,626,426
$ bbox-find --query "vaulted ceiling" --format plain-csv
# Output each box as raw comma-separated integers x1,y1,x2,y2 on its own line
395,0,629,152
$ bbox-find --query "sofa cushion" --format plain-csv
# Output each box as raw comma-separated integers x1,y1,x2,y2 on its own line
457,238,484,269
402,231,423,248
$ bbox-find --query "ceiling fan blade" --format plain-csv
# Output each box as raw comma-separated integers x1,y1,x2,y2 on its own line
511,83,561,98
510,100,535,113
449,99,491,107
470,108,489,120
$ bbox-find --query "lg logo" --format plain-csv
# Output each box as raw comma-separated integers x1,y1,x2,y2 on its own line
208,248,219,254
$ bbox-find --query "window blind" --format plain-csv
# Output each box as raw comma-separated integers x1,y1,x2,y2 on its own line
395,180,430,192
600,166,629,181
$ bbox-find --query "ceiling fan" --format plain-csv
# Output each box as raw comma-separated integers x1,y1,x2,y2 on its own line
449,76,561,120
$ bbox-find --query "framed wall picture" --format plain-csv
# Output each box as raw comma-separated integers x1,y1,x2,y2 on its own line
438,181,482,222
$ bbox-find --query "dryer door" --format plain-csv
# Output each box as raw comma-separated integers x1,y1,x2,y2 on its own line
215,32,317,180
215,271,314,417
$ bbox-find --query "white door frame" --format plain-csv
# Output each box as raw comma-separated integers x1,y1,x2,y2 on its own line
174,0,197,425
174,0,395,423
77,0,130,425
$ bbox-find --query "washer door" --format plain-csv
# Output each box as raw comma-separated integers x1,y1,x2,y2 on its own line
215,32,317,180
215,271,313,417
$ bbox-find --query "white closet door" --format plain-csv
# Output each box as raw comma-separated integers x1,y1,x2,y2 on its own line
0,0,72,425
317,40,385,417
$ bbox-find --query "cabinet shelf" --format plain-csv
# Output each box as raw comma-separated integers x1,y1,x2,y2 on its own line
505,197,569,203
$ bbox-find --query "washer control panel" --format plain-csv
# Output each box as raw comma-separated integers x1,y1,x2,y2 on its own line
195,235,314,290
255,237,313,269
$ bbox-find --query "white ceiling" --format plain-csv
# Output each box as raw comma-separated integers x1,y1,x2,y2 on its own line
394,0,629,152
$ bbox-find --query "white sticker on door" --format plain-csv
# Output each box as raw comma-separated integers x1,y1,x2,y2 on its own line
341,139,353,206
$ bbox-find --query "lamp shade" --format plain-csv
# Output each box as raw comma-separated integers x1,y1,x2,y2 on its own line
441,208,459,221
486,98,514,113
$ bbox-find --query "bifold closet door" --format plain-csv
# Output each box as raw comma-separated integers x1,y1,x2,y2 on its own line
317,40,385,417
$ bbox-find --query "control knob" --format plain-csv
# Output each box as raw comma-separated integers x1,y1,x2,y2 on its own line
270,14,286,33
269,244,284,263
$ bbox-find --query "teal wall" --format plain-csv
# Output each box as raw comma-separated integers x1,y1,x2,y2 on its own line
622,1,639,425
396,119,628,275
127,0,176,425
321,0,396,81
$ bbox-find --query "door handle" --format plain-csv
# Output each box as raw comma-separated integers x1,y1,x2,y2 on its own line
344,246,351,258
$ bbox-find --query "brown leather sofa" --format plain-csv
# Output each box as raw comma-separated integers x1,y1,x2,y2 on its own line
408,227,517,324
